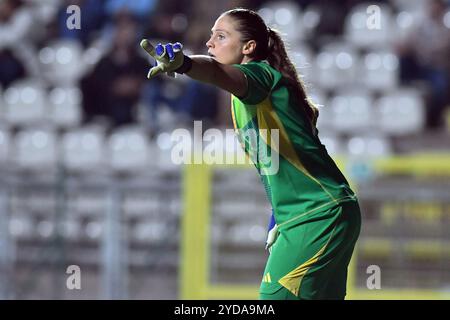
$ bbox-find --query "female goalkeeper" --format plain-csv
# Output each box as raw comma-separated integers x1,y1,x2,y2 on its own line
141,8,361,300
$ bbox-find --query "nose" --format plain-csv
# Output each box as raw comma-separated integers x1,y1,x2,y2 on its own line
206,36,214,49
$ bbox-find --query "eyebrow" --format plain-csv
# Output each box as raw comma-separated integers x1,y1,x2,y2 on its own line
211,29,230,34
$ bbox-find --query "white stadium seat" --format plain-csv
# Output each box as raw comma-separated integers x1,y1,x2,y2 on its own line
12,128,58,171
132,220,167,242
3,80,47,127
0,127,11,165
344,3,395,49
314,42,359,89
48,86,82,129
258,1,304,42
358,50,399,92
9,213,35,240
330,88,374,134
61,126,106,173
60,217,83,241
290,42,315,83
346,134,392,157
39,39,84,86
107,126,150,173
392,10,422,43
301,5,322,37
375,88,425,135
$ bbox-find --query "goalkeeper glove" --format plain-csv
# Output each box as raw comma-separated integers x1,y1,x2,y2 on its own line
265,209,278,253
140,39,192,79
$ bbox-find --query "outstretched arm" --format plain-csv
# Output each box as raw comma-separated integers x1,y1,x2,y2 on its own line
140,39,247,98
185,55,248,98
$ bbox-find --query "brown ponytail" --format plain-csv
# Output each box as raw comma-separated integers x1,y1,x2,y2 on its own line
223,8,319,133
266,28,319,131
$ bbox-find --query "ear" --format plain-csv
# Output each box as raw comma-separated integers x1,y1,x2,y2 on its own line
242,40,256,55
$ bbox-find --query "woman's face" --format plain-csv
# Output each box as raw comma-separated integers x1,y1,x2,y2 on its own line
206,15,247,65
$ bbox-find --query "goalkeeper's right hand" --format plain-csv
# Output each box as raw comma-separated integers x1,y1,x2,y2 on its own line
140,39,192,79
265,209,278,253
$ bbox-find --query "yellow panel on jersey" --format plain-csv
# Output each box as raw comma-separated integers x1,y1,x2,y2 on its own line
278,218,337,296
255,96,339,203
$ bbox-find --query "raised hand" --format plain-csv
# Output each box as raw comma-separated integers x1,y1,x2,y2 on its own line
140,39,186,79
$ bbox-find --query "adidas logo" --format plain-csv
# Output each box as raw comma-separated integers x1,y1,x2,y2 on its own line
262,272,272,283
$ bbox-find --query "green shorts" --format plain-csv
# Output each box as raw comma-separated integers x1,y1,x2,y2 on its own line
259,200,361,300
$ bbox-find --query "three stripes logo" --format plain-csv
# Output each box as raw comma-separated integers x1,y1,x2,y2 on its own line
262,272,272,283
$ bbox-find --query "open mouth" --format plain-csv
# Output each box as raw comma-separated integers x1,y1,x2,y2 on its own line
208,52,216,58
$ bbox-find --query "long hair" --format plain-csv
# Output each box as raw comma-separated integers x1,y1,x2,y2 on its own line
222,8,319,133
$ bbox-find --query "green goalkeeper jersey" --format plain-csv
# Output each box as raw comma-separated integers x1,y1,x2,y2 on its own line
231,61,357,230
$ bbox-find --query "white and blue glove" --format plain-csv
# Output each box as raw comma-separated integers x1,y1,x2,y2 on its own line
265,209,278,253
140,39,192,79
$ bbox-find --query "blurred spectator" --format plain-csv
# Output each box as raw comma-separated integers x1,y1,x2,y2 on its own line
182,82,219,122
0,0,31,48
142,76,219,133
0,0,32,87
0,49,26,89
141,0,191,43
141,28,220,133
80,11,148,128
307,0,347,37
396,0,450,129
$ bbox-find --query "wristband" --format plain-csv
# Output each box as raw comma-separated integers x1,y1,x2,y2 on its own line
174,55,193,74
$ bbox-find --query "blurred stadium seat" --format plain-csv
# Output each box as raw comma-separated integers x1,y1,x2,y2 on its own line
67,190,109,217
48,87,82,129
227,223,266,245
257,1,304,42
346,134,392,157
301,4,322,38
84,218,104,240
3,80,47,127
155,131,179,170
36,218,55,239
344,3,395,49
61,126,106,173
314,41,359,89
330,88,374,134
122,193,159,217
291,42,315,83
392,9,420,43
132,220,167,243
39,39,85,87
12,127,58,171
60,216,83,241
375,88,425,135
8,213,34,240
358,50,399,92
22,189,58,215
107,126,150,174
0,126,11,166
